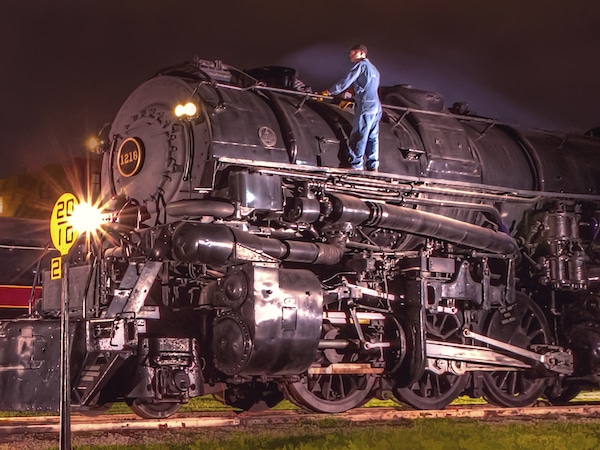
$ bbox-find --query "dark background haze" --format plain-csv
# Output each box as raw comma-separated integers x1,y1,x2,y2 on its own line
1,1,599,177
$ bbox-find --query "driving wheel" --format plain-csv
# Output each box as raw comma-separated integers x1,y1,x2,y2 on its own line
285,372,376,413
393,312,469,410
285,326,376,413
482,293,552,407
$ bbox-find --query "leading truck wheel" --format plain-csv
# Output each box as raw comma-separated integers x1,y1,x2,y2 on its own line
482,293,552,408
129,399,182,419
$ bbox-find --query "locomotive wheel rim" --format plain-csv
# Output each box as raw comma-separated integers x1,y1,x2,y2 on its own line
482,293,552,408
283,319,378,413
129,399,182,419
544,382,582,406
394,370,470,410
285,373,376,414
393,312,469,410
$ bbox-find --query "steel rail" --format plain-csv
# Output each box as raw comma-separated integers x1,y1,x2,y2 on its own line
2,404,600,435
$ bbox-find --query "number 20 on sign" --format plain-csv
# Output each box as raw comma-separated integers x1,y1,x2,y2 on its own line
50,193,80,279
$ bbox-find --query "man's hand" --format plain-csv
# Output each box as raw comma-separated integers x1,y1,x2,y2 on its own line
315,90,331,102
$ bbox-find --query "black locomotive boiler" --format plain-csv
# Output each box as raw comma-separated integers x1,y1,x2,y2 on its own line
1,57,600,418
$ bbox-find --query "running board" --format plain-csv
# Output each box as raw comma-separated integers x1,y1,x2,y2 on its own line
308,363,385,375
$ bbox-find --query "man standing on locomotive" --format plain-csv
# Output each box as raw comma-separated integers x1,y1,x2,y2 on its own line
322,44,382,171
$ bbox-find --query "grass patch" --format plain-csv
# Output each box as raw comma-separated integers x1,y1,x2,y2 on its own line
71,418,600,449
97,394,486,415
1,390,598,418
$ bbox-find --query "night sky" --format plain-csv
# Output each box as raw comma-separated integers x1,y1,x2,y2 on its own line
1,1,599,178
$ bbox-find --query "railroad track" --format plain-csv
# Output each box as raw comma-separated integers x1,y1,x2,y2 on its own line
2,403,600,435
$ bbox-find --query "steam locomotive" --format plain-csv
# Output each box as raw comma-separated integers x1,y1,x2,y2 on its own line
1,57,600,419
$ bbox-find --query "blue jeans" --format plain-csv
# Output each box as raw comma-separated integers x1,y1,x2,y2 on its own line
348,110,381,170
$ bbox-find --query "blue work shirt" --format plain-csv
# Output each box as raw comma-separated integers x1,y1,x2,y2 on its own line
329,58,381,114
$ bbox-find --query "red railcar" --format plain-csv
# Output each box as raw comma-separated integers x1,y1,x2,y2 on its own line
0,217,52,317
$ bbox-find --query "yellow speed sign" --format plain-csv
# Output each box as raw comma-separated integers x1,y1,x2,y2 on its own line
50,193,79,256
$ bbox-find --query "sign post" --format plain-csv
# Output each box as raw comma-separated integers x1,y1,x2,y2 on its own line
50,193,80,450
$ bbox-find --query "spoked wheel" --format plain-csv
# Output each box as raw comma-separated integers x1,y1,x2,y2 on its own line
285,325,377,413
285,372,376,413
544,381,582,406
482,293,552,407
129,399,182,419
393,312,469,410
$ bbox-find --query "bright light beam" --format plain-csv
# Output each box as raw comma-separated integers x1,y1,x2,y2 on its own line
87,136,100,151
174,102,198,118
69,202,104,234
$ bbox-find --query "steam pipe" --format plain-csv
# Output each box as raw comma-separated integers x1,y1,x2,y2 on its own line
166,200,235,218
328,194,519,255
367,201,519,255
172,222,345,265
